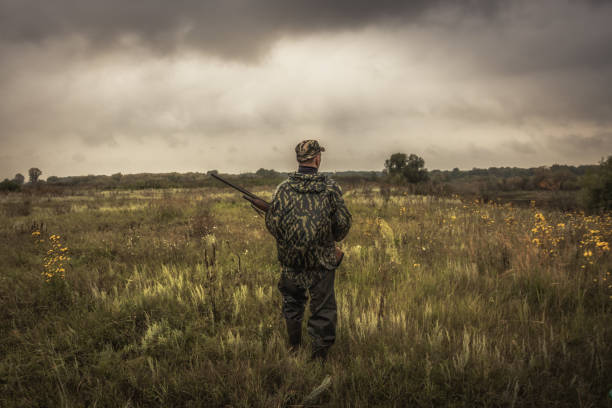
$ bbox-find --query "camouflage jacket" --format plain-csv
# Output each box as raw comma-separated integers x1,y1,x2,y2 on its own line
265,172,352,274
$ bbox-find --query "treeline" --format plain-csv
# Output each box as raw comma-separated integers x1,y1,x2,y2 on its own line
430,164,596,192
0,164,601,194
1,168,382,191
2,161,610,211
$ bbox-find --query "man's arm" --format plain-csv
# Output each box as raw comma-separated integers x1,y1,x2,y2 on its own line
264,182,285,239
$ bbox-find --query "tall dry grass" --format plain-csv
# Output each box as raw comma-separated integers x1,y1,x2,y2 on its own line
0,187,610,407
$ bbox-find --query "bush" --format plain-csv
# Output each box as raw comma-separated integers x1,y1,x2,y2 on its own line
0,179,21,192
580,156,612,212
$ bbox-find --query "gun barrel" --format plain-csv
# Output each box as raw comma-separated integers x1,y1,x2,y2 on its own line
210,173,270,205
210,173,255,198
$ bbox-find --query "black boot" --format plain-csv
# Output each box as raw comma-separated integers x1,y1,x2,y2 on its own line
286,320,302,353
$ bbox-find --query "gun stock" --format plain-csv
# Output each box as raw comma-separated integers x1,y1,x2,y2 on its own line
242,195,270,213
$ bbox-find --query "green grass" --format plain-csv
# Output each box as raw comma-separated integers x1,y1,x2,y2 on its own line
0,187,610,407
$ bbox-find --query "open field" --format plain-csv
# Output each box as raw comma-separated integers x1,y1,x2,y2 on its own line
1,186,611,407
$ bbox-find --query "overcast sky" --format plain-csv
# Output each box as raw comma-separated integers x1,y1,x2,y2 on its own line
1,0,611,178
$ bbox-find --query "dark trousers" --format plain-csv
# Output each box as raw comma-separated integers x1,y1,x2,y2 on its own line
278,269,337,356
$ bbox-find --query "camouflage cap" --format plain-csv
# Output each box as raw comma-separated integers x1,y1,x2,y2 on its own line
295,140,325,162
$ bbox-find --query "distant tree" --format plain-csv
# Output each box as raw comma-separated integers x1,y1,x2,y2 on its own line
533,167,559,191
13,173,25,185
111,172,122,182
0,179,20,192
384,153,428,183
255,168,279,177
404,154,428,183
47,176,59,183
28,167,42,183
553,168,578,190
581,156,612,211
384,153,407,176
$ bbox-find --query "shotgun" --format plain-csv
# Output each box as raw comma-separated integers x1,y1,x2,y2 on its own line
210,173,270,213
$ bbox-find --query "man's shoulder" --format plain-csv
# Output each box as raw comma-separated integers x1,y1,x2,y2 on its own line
275,178,292,192
276,178,291,188
324,177,342,194
272,178,292,200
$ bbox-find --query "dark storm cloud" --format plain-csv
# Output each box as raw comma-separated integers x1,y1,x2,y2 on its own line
0,0,502,59
547,133,612,158
1,0,612,177
503,140,538,155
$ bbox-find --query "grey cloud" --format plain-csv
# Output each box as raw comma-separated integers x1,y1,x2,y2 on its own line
72,153,85,163
0,0,503,60
411,2,612,125
503,140,538,155
547,133,612,158
81,135,119,148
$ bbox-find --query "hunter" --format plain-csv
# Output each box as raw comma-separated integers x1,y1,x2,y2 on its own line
265,140,352,360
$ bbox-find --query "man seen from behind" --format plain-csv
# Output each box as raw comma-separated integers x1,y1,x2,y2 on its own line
265,140,352,361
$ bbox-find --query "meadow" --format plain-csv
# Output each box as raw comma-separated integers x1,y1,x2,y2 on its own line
0,185,610,407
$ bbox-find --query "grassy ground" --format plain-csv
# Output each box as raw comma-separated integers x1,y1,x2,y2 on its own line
0,187,610,407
